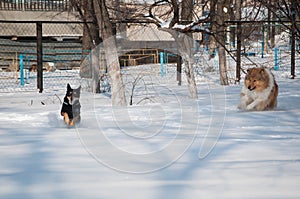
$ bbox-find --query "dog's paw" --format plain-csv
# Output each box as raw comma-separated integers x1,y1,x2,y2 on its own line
69,120,75,126
246,104,256,111
245,105,252,111
64,118,70,125
237,103,247,110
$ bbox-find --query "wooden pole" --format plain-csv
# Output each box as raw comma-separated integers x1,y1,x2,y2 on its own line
235,0,241,83
236,21,241,83
37,22,43,93
177,55,182,86
291,25,295,79
291,2,296,79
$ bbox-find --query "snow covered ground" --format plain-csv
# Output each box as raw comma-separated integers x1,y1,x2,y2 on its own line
0,65,300,199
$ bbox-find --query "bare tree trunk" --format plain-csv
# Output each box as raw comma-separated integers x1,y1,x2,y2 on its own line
86,2,101,93
209,0,217,58
180,0,198,98
291,0,297,79
266,0,275,48
94,0,127,105
173,33,198,98
216,0,229,85
236,0,242,83
217,44,228,85
229,0,235,49
184,59,198,98
72,0,100,88
81,0,99,55
91,48,100,93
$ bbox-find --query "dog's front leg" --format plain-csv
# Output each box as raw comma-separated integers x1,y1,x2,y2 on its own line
69,115,80,126
69,120,75,126
69,118,76,126
238,93,251,110
238,100,247,110
246,99,263,111
63,112,70,125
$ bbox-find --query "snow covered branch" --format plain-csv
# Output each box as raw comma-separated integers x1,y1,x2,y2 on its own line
146,0,210,33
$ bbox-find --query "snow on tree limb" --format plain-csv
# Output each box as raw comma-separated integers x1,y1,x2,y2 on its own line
147,0,210,33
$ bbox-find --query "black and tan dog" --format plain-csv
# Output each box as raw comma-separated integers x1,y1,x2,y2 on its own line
61,83,81,126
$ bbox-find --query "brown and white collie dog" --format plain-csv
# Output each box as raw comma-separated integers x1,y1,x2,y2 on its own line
238,67,278,111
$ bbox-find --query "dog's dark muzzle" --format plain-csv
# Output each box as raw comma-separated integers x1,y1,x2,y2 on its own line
248,86,256,91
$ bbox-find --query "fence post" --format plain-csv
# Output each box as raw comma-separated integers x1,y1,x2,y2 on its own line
236,21,242,83
261,25,264,58
160,52,165,77
274,47,279,70
19,54,24,86
177,55,182,86
291,2,296,79
291,30,295,79
291,22,296,79
27,58,31,81
37,22,43,93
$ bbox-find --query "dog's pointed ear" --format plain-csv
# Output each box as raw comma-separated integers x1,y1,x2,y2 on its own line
247,68,254,72
247,68,252,74
259,68,265,74
67,83,71,90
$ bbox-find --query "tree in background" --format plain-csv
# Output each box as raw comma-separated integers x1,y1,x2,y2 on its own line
258,0,300,79
94,0,127,105
71,0,127,105
72,0,300,102
214,0,230,85
71,0,101,93
145,0,209,98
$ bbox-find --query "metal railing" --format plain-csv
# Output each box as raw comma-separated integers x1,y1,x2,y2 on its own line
0,20,87,93
0,0,71,11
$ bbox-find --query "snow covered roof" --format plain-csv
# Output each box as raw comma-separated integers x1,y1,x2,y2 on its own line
126,25,174,41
